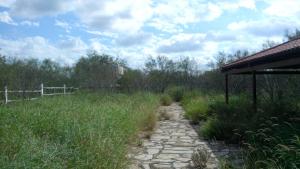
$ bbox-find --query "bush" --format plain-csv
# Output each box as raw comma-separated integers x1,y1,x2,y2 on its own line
166,86,185,102
200,117,221,139
200,95,254,143
183,96,209,124
200,94,300,168
160,94,172,106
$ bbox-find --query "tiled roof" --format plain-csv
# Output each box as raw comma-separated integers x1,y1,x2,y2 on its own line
223,38,300,69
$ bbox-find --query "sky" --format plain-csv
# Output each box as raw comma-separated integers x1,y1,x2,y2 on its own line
0,0,299,69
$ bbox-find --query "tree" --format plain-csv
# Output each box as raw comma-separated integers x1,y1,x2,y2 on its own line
285,29,300,41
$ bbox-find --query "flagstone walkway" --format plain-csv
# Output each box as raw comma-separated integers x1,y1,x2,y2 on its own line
129,103,242,169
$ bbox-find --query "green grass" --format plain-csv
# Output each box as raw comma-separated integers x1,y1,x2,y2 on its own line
0,92,159,169
165,86,185,102
182,91,300,168
160,94,172,106
182,96,209,123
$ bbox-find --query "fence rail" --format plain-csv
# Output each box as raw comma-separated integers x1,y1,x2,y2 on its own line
1,83,79,104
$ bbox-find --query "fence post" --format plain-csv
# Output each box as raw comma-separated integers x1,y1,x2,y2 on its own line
4,86,8,104
41,83,44,97
63,84,66,95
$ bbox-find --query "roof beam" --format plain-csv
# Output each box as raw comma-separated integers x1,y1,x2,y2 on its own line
224,57,300,74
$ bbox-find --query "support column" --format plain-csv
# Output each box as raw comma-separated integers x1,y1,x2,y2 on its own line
4,86,8,104
41,83,44,97
225,74,229,104
252,71,257,111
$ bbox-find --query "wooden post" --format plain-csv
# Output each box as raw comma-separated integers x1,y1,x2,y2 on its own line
4,86,8,104
63,84,66,95
252,71,257,111
41,83,44,97
225,74,229,104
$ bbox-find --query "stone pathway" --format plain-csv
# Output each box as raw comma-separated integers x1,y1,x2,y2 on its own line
129,103,242,169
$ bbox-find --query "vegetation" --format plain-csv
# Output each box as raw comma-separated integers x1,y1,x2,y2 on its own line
166,86,185,102
191,149,210,169
181,92,300,168
160,94,172,106
183,99,208,124
0,92,159,169
0,29,300,168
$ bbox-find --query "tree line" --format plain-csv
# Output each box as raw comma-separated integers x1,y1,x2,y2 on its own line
0,29,299,101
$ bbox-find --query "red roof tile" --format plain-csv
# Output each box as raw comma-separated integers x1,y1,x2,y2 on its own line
223,38,300,69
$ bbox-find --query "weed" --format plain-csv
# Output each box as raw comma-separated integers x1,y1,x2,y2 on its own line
160,94,172,106
191,149,210,169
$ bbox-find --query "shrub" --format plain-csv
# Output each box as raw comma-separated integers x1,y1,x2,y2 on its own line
201,95,254,143
200,117,221,139
160,94,172,106
183,96,209,124
166,86,185,102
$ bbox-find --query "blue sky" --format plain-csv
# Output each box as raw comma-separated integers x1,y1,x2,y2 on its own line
0,0,299,68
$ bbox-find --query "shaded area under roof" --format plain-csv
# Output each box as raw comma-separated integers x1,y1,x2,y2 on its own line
222,38,300,74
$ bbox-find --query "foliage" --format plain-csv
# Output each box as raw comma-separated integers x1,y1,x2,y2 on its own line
182,95,209,123
160,94,172,106
118,69,145,92
75,52,123,89
242,106,300,169
200,95,254,143
166,86,185,102
0,56,73,90
195,93,300,168
219,159,235,169
285,29,300,41
0,92,159,169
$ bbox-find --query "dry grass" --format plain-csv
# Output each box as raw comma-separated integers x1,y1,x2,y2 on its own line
191,149,210,169
159,109,173,120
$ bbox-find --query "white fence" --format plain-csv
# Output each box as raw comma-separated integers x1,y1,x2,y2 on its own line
1,84,79,104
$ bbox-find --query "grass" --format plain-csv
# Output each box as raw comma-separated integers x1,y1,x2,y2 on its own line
0,92,160,169
160,94,172,106
166,86,185,102
182,96,209,123
182,91,300,168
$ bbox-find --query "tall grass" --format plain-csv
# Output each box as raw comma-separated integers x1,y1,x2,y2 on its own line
0,92,159,169
181,91,300,168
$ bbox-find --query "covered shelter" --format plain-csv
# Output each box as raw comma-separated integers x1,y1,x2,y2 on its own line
221,38,300,110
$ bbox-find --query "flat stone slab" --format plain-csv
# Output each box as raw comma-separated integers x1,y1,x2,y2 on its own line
129,103,243,169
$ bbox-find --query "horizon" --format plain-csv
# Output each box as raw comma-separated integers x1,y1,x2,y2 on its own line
0,0,299,69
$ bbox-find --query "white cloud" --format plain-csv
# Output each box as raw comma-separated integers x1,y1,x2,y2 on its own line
148,0,256,33
0,0,15,8
0,11,17,25
11,0,74,18
263,0,300,17
157,33,206,53
149,0,222,33
20,20,39,27
205,3,223,21
55,20,71,32
220,0,256,11
116,32,152,47
0,36,89,65
76,0,153,33
228,18,300,37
